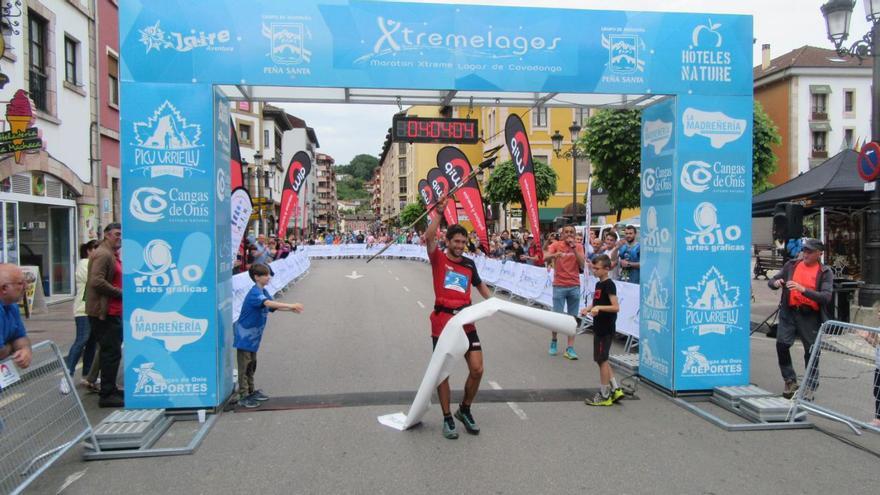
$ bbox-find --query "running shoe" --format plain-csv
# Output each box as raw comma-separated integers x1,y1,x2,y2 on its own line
250,390,270,402
442,417,459,439
238,396,260,409
782,380,798,399
563,347,579,360
585,392,613,407
454,408,480,435
549,340,558,356
611,388,625,403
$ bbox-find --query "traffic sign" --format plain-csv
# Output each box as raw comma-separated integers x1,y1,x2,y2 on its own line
857,141,880,182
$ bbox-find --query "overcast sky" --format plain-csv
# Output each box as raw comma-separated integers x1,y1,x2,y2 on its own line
280,0,865,165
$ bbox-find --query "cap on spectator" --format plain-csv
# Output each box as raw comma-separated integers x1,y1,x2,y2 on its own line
802,238,825,252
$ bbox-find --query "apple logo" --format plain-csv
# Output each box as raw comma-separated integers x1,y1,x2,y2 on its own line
691,19,723,48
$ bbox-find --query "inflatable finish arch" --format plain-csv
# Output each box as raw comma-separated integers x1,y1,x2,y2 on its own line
120,0,753,407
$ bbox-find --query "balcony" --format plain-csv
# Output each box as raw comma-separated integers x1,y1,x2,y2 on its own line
810,111,827,121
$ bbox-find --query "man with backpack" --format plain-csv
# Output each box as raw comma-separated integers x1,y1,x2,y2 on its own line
768,238,833,400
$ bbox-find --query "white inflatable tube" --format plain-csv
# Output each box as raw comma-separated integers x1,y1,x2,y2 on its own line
378,297,577,431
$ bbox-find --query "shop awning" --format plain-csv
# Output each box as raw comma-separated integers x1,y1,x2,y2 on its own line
809,122,832,132
809,84,832,94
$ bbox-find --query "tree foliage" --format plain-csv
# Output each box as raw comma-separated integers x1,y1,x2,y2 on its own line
399,202,427,231
580,103,784,210
336,154,379,181
484,159,558,206
580,109,642,213
752,100,782,194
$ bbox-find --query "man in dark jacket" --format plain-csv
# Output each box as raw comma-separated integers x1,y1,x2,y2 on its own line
86,223,123,407
768,238,833,399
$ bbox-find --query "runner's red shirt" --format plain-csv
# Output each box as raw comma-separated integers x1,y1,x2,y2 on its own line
429,246,481,337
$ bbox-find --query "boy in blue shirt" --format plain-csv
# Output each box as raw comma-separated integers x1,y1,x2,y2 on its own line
235,263,303,408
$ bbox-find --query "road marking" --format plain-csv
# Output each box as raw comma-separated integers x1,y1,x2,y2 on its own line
403,286,410,292
417,301,425,309
56,469,88,494
394,277,400,281
488,380,528,420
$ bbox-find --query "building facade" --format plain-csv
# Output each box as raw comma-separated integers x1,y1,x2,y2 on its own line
754,45,872,185
0,1,97,299
281,116,319,238
314,152,337,232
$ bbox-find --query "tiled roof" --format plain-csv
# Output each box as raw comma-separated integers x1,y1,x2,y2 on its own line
754,45,872,81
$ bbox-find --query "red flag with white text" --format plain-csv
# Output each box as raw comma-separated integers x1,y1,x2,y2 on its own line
427,167,458,226
279,151,311,239
437,147,489,252
418,178,440,224
505,114,543,264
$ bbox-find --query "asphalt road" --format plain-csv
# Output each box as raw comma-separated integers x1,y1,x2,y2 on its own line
22,259,880,494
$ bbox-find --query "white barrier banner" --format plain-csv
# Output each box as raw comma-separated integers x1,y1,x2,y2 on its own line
378,298,578,431
300,245,639,339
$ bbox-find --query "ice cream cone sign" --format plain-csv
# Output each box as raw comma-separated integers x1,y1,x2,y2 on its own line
1,89,41,164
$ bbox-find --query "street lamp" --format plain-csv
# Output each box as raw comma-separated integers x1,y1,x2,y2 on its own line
551,121,584,225
821,0,880,305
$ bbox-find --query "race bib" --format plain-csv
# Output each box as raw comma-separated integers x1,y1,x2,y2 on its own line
444,270,468,293
0,360,21,389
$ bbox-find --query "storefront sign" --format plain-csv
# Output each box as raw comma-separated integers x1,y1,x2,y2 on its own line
0,90,42,163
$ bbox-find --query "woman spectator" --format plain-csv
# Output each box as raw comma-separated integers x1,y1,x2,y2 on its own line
67,240,100,391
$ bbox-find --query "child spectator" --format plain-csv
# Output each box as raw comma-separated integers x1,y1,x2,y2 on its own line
580,254,623,406
234,263,304,408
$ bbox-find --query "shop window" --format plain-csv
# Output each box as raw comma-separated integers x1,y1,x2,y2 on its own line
239,123,252,144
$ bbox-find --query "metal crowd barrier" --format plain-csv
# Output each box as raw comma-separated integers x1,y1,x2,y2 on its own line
796,320,880,435
0,341,96,495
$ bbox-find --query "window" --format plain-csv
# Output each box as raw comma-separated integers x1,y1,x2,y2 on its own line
532,106,548,128
532,154,549,167
812,131,827,152
398,157,406,175
264,129,270,148
811,93,827,115
238,101,251,112
399,177,407,194
64,36,78,85
575,107,590,126
239,123,252,144
844,128,854,148
398,142,406,154
28,11,48,111
844,90,854,113
107,53,119,106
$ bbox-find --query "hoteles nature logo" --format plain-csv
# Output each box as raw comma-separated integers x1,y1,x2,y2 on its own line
357,16,562,63
138,20,235,53
132,101,204,178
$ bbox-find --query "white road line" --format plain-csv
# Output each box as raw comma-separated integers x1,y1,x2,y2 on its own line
395,277,400,281
488,380,528,420
388,270,393,274
417,301,425,309
56,469,88,494
403,286,410,292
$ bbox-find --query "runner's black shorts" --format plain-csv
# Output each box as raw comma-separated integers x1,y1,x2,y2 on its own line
432,330,482,353
593,332,613,364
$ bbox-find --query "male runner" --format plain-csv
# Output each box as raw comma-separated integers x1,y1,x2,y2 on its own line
425,195,492,440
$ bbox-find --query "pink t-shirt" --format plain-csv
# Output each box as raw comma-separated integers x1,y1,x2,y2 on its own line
548,240,584,287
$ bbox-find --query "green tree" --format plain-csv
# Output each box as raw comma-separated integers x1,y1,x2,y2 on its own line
580,109,642,216
485,159,558,226
752,100,782,194
579,102,783,213
399,202,427,231
339,154,380,180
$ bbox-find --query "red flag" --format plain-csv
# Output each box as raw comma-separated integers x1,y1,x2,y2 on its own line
427,167,458,225
505,114,543,264
230,118,244,190
418,178,440,224
279,151,311,239
437,147,489,252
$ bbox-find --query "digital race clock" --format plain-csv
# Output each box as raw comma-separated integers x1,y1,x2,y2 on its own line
392,115,480,144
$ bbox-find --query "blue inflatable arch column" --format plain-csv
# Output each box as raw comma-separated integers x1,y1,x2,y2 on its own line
119,1,753,407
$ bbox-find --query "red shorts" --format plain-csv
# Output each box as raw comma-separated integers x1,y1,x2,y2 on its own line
430,310,476,338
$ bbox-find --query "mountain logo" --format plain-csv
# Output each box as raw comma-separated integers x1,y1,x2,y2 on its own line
603,34,645,74
132,101,203,178
643,269,669,333
263,22,312,65
683,266,741,336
